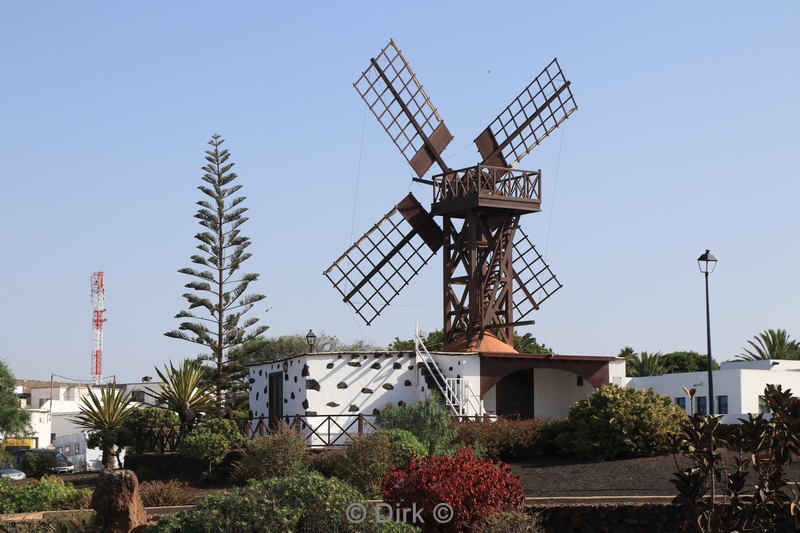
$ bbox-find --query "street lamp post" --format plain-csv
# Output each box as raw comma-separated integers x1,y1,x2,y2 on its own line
697,250,717,416
306,330,317,353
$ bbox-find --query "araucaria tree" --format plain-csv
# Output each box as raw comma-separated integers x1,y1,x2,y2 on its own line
166,135,268,402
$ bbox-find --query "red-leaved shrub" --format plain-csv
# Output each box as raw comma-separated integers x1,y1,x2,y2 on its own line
381,447,524,532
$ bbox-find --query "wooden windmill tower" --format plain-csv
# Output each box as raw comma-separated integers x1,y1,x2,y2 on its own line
325,40,577,352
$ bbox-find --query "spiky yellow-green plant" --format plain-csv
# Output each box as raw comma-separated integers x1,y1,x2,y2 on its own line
72,383,134,468
155,359,216,414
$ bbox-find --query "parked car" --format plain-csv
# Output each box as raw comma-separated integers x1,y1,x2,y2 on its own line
0,462,26,480
11,449,74,475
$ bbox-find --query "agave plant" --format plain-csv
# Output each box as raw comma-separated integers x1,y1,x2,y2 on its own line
155,359,217,415
72,383,135,468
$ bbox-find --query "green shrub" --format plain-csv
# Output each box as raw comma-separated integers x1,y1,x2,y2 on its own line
139,480,193,507
180,417,243,476
383,429,427,469
554,384,686,461
377,396,456,456
134,467,159,482
231,423,308,485
381,447,524,532
154,471,417,532
453,418,555,462
0,510,96,533
21,450,56,477
309,430,426,498
0,475,92,513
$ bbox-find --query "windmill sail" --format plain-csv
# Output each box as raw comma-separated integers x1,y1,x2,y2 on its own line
475,58,577,169
354,39,453,178
324,193,442,325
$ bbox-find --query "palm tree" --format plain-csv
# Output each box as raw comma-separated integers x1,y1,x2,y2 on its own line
72,383,134,469
623,350,675,377
736,329,800,361
155,359,217,415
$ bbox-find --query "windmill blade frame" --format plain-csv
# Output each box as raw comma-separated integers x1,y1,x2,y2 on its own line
323,193,442,325
354,39,453,179
475,58,577,169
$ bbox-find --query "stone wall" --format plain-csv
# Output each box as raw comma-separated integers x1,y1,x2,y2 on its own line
529,502,797,533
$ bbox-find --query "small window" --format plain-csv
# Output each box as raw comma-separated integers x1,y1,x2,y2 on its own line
131,390,146,403
39,398,47,407
696,396,707,416
64,445,70,454
576,376,584,387
758,396,770,414
717,396,729,415
675,397,687,411
74,444,80,454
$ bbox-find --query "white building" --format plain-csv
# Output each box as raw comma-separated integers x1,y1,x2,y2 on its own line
11,379,166,471
248,335,623,445
627,359,800,423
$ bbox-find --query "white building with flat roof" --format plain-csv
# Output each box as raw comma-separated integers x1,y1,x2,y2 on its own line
626,359,800,423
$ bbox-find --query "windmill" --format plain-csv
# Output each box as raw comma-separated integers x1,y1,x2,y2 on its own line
324,39,577,352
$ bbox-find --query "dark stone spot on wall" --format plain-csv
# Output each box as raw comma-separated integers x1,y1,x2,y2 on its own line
264,384,268,394
449,367,453,371
258,369,263,376
398,401,406,407
249,377,255,384
302,400,309,409
307,379,321,391
348,361,362,367
337,382,348,389
290,392,295,400
382,384,394,390
326,363,334,369
404,380,412,386
361,388,373,394
302,364,310,377
393,363,402,369
255,392,259,401
305,411,317,416
408,366,414,371
284,374,289,381
326,402,340,407
348,405,359,412
372,408,381,416
371,363,381,370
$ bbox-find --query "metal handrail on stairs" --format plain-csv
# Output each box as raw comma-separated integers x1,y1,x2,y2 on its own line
414,326,462,416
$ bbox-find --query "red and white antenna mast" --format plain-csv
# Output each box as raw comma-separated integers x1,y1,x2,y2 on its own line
90,272,106,385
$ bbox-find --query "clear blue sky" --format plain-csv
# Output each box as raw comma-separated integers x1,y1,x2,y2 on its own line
1,2,798,383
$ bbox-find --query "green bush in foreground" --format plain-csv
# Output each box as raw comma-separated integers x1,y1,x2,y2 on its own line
151,471,418,532
180,417,243,476
554,384,686,461
0,475,92,514
231,423,308,485
0,510,96,533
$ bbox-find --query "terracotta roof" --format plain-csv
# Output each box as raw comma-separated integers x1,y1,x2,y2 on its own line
443,332,519,354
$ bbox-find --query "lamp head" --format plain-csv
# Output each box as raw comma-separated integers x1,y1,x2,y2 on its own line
697,249,717,274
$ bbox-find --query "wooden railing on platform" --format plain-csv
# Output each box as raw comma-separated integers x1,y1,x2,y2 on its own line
135,414,380,454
